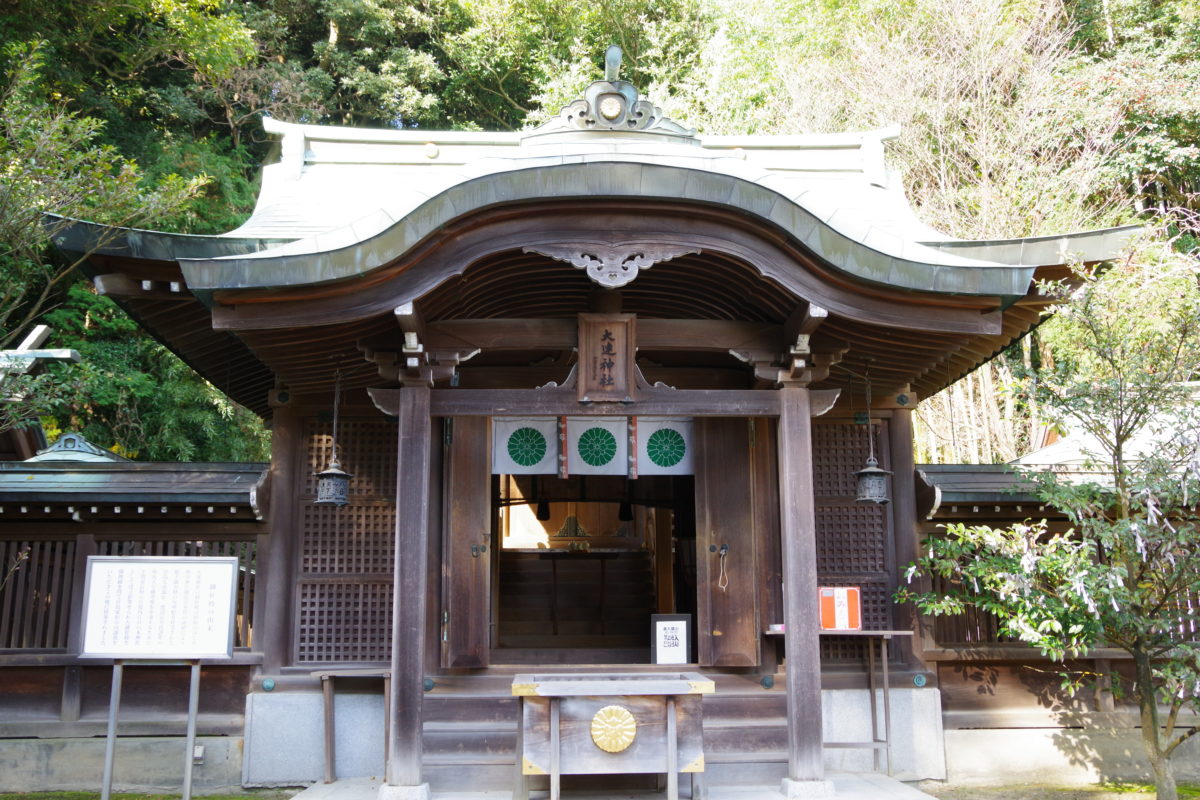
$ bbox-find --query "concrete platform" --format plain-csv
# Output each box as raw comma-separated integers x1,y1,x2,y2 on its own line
290,774,936,800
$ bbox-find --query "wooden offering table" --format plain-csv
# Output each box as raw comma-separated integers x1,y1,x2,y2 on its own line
512,671,713,800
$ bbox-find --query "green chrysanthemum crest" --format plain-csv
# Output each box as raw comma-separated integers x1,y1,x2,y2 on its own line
507,426,547,467
646,427,686,467
577,426,617,467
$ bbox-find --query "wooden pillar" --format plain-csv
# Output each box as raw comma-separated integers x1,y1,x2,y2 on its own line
258,404,301,675
777,387,829,794
888,408,922,667
384,386,432,796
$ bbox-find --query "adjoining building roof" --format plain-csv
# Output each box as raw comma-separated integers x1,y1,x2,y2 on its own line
26,432,129,463
915,464,1054,524
1011,383,1200,468
0,434,268,522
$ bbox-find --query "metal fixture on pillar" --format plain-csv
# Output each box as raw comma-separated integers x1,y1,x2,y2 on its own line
534,476,551,521
314,369,353,507
617,472,634,522
855,362,892,504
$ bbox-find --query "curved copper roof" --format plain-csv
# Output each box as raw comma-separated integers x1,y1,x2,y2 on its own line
48,75,1139,416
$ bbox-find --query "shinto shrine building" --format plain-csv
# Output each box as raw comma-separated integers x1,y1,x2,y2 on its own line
1,56,1142,796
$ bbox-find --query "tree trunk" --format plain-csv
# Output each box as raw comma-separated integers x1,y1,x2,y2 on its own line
1134,648,1177,800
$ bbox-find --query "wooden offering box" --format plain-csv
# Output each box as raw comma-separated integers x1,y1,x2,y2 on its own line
512,672,713,800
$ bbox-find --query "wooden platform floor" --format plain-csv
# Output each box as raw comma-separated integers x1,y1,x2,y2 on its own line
290,774,936,800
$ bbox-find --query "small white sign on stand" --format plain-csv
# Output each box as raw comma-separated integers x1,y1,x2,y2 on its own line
651,614,692,665
80,556,239,800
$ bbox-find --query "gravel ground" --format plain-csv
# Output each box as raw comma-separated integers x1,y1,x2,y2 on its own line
915,783,1164,799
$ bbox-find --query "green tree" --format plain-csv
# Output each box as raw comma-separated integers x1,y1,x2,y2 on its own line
1,8,269,453
40,284,270,461
0,43,203,348
0,42,204,434
899,243,1200,800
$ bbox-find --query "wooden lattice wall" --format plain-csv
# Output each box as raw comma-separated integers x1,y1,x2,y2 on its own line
812,420,895,662
0,538,75,650
295,417,397,663
0,536,257,651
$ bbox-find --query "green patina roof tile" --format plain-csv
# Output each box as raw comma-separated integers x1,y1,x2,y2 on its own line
637,163,690,199
728,180,777,218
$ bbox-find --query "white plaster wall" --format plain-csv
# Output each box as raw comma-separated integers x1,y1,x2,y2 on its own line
0,736,243,793
822,688,946,781
243,691,386,786
944,725,1200,786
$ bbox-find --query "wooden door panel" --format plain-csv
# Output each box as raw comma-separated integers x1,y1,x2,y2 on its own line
441,416,491,668
694,418,760,667
751,418,783,665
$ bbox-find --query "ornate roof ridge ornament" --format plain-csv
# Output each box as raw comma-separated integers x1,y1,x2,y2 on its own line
524,46,695,141
29,432,129,463
523,241,700,288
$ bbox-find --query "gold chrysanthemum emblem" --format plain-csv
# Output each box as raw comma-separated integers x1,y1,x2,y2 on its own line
590,704,637,753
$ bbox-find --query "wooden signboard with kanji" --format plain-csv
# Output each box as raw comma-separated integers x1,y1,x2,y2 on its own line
578,313,637,403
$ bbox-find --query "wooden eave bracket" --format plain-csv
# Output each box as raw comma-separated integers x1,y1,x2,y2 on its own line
733,348,846,388
356,302,480,385
93,273,191,301
359,347,458,386
784,302,828,356
915,469,943,520
731,301,842,387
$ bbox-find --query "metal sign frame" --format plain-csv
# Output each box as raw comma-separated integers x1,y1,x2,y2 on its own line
80,555,239,660
80,556,239,800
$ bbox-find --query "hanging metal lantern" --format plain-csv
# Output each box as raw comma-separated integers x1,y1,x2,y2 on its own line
854,362,892,505
315,458,353,507
314,370,353,507
855,455,892,504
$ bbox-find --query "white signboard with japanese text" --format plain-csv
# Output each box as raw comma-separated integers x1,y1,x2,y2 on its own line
651,614,691,665
80,556,238,659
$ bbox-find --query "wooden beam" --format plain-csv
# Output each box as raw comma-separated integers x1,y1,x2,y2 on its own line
777,387,824,783
369,386,848,418
639,320,782,353
93,273,191,301
440,387,779,416
0,522,266,537
423,319,783,354
453,366,751,391
426,319,574,351
371,387,783,418
385,386,432,791
394,302,426,344
784,302,828,354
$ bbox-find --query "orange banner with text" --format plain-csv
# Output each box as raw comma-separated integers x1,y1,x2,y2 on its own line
818,586,862,631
